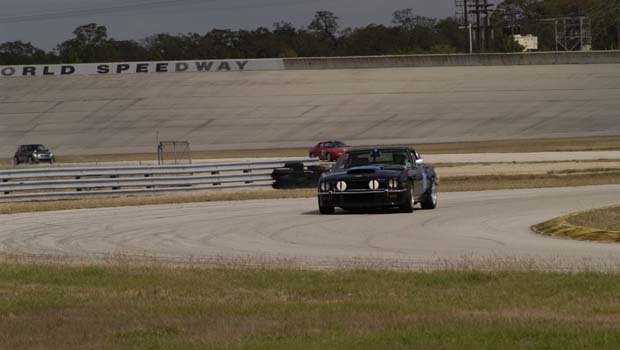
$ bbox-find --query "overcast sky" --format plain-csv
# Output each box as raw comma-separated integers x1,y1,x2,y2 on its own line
1,0,456,51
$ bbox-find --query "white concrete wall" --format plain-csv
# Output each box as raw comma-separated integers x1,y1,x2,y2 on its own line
1,60,619,157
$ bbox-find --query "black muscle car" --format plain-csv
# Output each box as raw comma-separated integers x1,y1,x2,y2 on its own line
317,147,438,214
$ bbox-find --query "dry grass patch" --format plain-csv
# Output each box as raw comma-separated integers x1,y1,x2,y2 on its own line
441,171,620,192
3,136,620,166
566,206,620,232
55,148,308,164
437,160,620,177
0,189,316,215
533,205,620,243
416,136,620,154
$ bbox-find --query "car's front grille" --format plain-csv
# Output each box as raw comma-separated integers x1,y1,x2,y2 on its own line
345,179,385,191
341,193,377,204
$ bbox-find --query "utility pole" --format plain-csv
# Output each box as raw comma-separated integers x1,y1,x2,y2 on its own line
475,0,482,52
456,0,493,53
617,1,620,50
554,20,559,51
464,0,469,53
468,24,473,53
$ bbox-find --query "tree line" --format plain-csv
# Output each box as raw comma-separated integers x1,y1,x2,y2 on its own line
1,1,619,65
0,10,467,65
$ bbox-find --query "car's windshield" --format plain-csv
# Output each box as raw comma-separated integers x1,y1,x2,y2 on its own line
335,150,410,170
35,145,48,151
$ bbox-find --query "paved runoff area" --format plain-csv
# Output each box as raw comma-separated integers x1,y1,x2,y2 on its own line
1,64,620,157
2,185,620,270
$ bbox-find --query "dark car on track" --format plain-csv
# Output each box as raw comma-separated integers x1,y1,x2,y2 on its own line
13,144,55,165
317,147,438,214
308,141,350,162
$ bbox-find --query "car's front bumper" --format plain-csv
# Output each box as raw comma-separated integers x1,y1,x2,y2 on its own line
34,153,53,160
318,189,408,208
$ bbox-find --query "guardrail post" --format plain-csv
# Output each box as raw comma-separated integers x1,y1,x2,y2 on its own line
111,175,120,190
244,169,252,184
211,171,221,186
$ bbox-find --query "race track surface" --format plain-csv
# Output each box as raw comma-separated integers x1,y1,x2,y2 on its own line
2,185,620,270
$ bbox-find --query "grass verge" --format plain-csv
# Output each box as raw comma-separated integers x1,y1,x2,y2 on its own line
3,171,620,215
566,206,620,232
415,135,620,154
0,189,315,215
1,262,620,350
532,206,620,242
442,170,620,192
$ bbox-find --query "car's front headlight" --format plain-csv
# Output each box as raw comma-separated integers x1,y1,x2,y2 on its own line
388,178,399,190
335,181,347,192
368,179,380,190
320,181,331,192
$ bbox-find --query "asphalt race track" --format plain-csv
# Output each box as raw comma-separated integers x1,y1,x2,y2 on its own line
2,185,620,270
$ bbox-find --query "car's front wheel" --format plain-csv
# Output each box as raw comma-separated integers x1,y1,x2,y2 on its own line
13,157,19,165
399,183,415,213
318,198,335,214
421,180,438,210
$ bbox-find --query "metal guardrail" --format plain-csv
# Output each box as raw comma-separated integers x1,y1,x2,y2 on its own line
0,158,320,202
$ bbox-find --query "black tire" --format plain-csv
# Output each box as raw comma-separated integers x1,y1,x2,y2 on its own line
421,180,438,210
50,158,55,165
309,152,316,158
318,198,335,214
28,157,34,164
399,183,415,213
319,206,335,214
272,168,294,176
13,157,19,165
326,153,333,162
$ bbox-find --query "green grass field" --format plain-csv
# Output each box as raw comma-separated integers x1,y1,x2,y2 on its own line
1,263,620,350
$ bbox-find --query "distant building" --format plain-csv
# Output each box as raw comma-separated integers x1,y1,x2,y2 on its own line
512,35,538,51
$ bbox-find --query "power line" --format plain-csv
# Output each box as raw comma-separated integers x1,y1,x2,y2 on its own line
0,0,216,24
0,0,332,25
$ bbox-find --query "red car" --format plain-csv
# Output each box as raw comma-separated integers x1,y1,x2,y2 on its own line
308,141,350,161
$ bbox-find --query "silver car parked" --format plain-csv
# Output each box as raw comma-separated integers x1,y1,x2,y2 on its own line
13,144,55,165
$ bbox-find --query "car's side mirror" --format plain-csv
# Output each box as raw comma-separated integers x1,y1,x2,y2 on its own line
415,159,424,166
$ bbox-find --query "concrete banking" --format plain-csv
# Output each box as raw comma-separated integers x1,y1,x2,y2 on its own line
1,52,620,157
284,51,620,69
